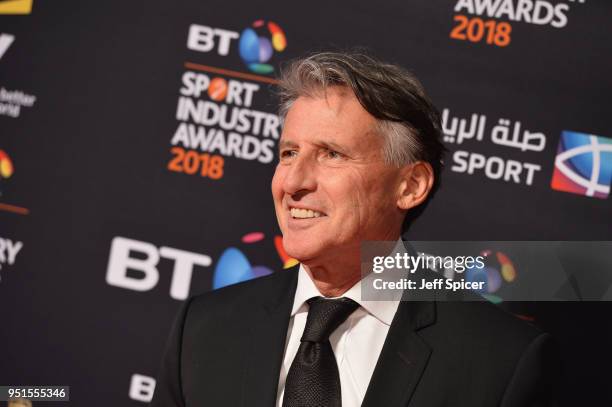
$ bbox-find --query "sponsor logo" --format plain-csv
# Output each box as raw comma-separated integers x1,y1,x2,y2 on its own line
450,0,585,47
0,150,29,215
551,130,612,199
106,234,296,299
0,33,15,60
213,232,297,289
187,24,240,56
0,87,37,118
129,374,155,403
0,0,33,14
0,36,38,118
105,236,212,300
421,248,516,303
169,21,286,181
0,236,24,281
465,250,516,303
0,149,14,182
444,108,545,186
238,20,287,74
187,21,287,75
170,70,279,180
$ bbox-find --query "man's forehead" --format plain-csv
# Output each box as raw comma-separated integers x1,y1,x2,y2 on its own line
280,89,382,150
278,127,383,154
278,138,351,150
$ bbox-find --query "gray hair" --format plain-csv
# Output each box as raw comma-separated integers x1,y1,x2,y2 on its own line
277,51,445,195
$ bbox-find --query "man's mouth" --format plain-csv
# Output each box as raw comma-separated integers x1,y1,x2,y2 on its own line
289,207,326,219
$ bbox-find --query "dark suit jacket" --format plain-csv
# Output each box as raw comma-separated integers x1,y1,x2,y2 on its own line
151,264,559,407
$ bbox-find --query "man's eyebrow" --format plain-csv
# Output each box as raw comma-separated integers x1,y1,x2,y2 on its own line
315,140,350,153
278,140,298,150
278,139,352,153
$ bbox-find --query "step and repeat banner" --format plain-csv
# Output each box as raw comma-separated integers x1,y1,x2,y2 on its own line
1,0,611,405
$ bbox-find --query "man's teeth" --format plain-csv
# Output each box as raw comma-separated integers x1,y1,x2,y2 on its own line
290,208,323,219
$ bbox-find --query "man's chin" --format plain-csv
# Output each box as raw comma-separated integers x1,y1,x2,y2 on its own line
282,237,329,264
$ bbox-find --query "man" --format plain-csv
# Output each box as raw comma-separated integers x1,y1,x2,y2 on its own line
151,52,558,407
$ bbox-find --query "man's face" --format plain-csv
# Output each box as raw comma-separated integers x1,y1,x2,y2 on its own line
272,86,405,264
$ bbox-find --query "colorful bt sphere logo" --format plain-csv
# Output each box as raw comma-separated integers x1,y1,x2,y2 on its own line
0,150,14,179
239,20,287,74
465,250,517,304
213,232,297,290
0,149,13,196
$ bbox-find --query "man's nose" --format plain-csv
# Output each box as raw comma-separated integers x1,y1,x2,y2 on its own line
282,154,318,195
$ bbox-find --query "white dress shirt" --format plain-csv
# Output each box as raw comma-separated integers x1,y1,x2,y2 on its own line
275,264,402,407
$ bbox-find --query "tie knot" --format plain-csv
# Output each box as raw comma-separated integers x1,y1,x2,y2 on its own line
301,297,359,343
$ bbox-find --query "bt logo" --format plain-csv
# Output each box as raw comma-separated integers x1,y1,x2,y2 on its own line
187,24,239,56
129,374,155,403
213,232,297,289
187,20,287,74
106,234,296,300
106,236,212,300
551,130,612,199
465,250,517,303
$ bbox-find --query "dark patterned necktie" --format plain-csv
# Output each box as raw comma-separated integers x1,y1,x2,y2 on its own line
282,296,359,407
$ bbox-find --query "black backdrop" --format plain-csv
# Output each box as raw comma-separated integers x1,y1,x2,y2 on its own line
1,0,611,405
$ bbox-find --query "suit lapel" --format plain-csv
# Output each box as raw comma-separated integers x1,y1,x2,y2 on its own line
362,239,438,407
240,266,298,407
362,299,436,407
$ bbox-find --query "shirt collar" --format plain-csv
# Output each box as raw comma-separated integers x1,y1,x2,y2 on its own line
291,263,399,326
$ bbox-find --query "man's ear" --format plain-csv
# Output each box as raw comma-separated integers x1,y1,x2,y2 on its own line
397,161,434,210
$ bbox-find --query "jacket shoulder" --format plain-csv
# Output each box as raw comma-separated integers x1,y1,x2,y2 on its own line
186,266,298,319
436,299,543,343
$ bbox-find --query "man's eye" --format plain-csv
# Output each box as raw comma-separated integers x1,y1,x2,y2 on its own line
326,150,344,159
280,150,297,158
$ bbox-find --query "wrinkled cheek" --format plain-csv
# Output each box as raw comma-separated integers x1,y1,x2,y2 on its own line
341,196,366,239
369,177,396,211
271,172,283,197
271,175,286,209
358,188,391,232
271,179,285,228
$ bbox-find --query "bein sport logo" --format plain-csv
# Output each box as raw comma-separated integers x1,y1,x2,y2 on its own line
551,131,612,199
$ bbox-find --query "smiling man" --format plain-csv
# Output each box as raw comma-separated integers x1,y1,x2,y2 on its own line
272,83,434,298
151,52,558,407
